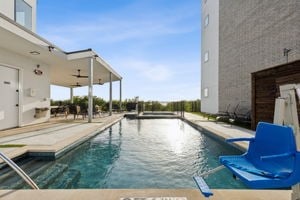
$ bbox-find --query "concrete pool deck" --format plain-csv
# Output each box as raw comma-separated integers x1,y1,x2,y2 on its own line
0,114,124,161
183,113,254,151
0,112,291,200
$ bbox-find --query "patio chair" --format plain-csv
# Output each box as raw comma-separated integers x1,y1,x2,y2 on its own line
93,105,101,118
68,104,79,119
216,104,235,123
220,122,300,189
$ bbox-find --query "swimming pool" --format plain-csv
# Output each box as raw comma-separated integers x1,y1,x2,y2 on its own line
0,119,246,189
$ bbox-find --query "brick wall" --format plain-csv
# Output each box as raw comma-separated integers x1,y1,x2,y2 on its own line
218,0,300,113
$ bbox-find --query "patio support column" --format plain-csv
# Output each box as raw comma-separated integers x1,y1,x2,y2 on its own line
109,72,112,116
119,78,122,112
88,57,94,123
70,88,73,103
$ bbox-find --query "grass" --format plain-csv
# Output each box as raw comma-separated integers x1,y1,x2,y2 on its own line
0,144,26,148
191,112,217,120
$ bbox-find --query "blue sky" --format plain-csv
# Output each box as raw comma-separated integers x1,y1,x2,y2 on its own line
37,0,200,101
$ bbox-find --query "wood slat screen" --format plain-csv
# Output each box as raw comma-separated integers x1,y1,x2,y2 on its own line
251,60,300,130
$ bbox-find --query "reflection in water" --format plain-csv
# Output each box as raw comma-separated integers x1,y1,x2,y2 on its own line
5,119,244,189
137,119,141,133
57,123,122,188
164,120,188,155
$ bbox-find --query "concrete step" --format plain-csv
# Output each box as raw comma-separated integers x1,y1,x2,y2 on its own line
0,160,53,189
49,169,81,189
9,163,68,189
34,163,69,189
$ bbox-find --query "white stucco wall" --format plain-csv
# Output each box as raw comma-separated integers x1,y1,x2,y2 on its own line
201,0,219,114
0,47,50,127
0,0,37,32
0,0,14,19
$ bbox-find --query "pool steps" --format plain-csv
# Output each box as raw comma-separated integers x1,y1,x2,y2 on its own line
0,162,81,189
34,163,68,188
193,176,213,198
0,160,52,189
49,169,81,189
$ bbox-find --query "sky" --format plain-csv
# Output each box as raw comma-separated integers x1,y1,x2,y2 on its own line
37,0,201,102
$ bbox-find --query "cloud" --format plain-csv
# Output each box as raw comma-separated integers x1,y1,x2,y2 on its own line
38,1,199,49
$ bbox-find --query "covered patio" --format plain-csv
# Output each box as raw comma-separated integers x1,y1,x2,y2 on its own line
48,48,123,122
0,13,122,125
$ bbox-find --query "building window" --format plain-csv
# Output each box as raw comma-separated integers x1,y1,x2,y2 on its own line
204,0,207,4
204,14,209,27
203,88,209,97
15,0,32,30
204,51,209,62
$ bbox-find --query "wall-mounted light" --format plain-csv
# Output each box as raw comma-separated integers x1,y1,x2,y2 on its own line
30,51,40,55
34,64,43,75
48,46,54,52
283,48,291,63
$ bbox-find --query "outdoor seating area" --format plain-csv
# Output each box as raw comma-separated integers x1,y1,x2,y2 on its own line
215,102,251,127
50,104,103,120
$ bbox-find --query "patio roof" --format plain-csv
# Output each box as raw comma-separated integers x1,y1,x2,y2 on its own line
0,13,122,88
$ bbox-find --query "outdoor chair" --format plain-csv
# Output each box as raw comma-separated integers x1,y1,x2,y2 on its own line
68,104,78,119
52,105,69,118
79,104,88,119
216,104,235,123
220,122,300,189
93,105,101,118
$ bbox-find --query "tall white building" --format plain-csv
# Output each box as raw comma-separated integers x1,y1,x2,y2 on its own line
201,0,219,114
0,0,36,32
201,0,300,117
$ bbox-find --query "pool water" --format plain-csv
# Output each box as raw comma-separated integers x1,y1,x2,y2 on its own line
0,119,246,189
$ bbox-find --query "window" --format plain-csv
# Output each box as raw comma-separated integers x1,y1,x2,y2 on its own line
203,88,209,97
204,14,209,27
204,51,209,62
204,0,208,4
15,0,32,30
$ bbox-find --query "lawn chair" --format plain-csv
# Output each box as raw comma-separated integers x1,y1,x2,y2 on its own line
216,103,236,123
220,122,300,189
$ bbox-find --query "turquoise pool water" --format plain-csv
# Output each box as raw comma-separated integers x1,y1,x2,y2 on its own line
0,119,246,189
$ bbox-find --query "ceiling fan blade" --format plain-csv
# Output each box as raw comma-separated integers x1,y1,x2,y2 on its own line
70,82,81,87
94,79,104,85
71,69,88,78
78,75,89,78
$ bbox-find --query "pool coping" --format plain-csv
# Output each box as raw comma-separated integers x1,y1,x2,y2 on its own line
0,189,292,200
0,115,124,164
0,113,292,199
182,118,248,152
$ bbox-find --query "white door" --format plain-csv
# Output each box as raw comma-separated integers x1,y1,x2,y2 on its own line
0,66,19,130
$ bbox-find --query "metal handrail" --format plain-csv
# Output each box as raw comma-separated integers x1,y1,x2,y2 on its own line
0,152,39,189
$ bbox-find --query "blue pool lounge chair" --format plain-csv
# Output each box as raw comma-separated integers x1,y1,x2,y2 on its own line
220,122,300,189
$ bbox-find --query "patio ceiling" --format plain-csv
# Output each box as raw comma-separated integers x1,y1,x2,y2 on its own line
0,13,122,88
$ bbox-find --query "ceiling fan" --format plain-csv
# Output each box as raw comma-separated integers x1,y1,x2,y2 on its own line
71,69,88,78
95,79,104,85
70,82,82,87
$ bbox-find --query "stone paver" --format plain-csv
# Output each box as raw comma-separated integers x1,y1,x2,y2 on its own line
0,112,291,200
183,113,254,151
0,189,291,200
0,114,123,160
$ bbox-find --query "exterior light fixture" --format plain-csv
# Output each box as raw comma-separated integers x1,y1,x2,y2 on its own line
34,64,43,75
283,48,291,63
30,51,40,55
48,46,54,52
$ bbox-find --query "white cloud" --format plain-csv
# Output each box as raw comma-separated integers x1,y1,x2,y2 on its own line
38,2,199,49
